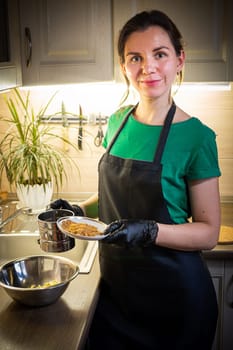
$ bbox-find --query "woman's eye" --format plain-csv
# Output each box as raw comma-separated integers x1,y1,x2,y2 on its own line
155,52,166,59
130,56,141,63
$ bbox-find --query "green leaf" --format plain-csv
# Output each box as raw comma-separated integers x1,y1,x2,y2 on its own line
0,88,80,191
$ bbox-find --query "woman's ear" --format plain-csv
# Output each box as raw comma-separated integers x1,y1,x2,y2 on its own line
120,62,126,75
177,50,185,72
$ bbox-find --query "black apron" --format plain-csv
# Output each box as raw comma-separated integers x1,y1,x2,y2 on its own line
87,103,218,350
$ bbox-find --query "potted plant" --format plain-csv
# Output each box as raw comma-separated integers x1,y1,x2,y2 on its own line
0,88,80,212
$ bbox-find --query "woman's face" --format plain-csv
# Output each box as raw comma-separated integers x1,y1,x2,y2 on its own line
121,26,185,100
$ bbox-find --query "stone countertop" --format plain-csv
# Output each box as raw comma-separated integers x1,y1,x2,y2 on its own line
0,248,232,350
0,246,232,350
203,243,233,259
0,255,100,350
0,202,232,349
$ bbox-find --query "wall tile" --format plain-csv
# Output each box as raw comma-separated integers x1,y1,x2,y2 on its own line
0,83,232,200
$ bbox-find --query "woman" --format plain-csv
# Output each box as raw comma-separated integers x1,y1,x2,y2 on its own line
83,10,221,350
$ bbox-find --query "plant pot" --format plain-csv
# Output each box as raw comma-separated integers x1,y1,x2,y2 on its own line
16,182,53,213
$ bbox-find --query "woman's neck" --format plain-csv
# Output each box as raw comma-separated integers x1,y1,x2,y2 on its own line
134,98,173,125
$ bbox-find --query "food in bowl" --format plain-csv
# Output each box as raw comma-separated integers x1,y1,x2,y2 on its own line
0,255,79,306
61,219,102,237
30,279,59,289
57,216,107,240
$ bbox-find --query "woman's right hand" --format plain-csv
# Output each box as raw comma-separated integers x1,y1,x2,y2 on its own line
50,199,84,216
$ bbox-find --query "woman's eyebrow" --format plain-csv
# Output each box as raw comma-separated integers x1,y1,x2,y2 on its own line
126,46,170,56
126,51,140,57
152,46,169,52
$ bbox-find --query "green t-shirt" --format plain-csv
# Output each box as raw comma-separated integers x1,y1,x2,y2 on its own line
103,105,221,224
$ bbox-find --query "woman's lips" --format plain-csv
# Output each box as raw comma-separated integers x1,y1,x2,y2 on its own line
140,79,161,86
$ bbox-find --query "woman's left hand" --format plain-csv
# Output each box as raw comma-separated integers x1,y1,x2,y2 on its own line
103,219,158,247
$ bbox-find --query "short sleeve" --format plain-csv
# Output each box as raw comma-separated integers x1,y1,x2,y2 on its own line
187,128,221,180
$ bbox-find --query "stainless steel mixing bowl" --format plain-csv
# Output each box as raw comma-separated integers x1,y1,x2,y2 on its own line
0,255,79,306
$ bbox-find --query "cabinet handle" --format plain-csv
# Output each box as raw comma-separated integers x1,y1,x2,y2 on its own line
25,27,32,67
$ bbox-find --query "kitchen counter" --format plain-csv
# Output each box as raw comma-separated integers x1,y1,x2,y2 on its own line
0,246,233,350
203,243,233,259
0,254,100,350
0,201,232,349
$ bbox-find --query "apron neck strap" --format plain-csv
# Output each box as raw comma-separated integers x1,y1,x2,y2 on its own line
106,101,176,163
153,102,176,164
106,104,136,153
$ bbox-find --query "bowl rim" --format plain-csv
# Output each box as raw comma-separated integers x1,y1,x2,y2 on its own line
0,254,79,290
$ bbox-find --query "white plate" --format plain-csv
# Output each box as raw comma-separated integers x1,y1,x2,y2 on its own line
57,216,108,240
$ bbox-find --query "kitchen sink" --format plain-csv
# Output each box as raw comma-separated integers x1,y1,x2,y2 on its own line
0,201,98,273
0,233,98,274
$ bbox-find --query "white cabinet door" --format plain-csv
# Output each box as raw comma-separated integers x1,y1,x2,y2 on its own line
19,0,113,85
113,0,233,82
0,0,22,91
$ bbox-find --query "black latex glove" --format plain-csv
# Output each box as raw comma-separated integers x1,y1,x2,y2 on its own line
103,219,158,247
50,199,84,216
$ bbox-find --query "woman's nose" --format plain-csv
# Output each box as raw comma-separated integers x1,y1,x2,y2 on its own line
141,57,156,74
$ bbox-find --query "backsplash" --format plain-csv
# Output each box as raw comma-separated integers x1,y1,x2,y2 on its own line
0,82,232,202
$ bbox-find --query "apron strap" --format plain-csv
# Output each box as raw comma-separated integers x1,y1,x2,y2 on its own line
106,102,176,164
106,105,137,153
153,102,176,164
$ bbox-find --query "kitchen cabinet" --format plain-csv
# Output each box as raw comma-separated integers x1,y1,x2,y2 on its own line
113,0,233,82
206,258,233,350
222,261,233,350
0,0,22,91
19,0,113,85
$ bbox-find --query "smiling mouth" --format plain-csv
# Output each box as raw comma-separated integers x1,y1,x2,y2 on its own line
140,79,161,85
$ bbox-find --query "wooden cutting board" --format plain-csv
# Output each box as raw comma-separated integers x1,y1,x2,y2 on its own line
218,225,233,244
